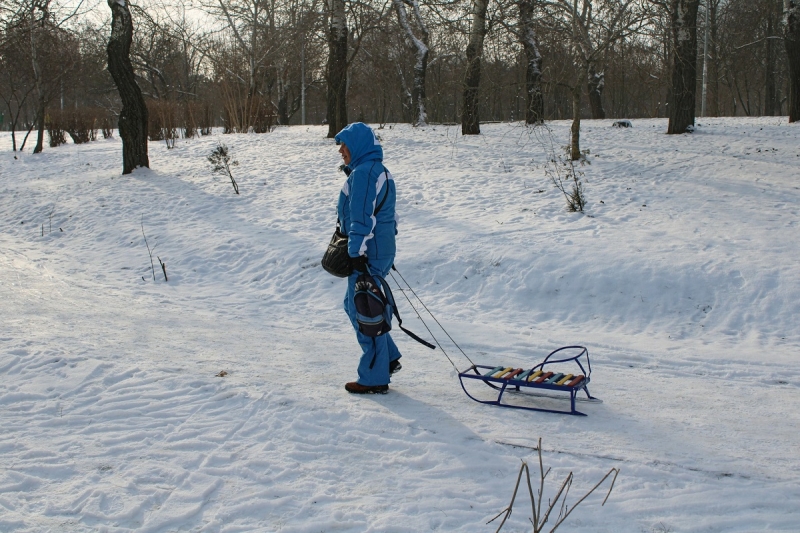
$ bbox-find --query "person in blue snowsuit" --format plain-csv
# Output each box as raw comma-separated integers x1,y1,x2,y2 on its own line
335,122,402,394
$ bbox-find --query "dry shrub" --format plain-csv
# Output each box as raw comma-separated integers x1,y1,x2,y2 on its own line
184,104,197,139
46,109,67,147
66,108,99,144
46,108,103,146
222,98,275,133
219,80,275,134
490,438,619,533
148,100,164,141
184,102,212,138
101,115,114,139
252,102,275,134
199,104,213,136
147,100,179,147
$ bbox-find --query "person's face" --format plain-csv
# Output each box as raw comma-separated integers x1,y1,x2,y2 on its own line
339,143,351,165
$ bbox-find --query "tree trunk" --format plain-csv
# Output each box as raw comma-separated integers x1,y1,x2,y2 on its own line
667,0,700,134
327,0,348,138
393,0,429,126
710,0,720,117
29,8,45,154
519,0,544,123
277,72,290,125
107,0,149,174
411,48,429,127
462,0,489,135
587,63,606,119
785,0,800,122
394,59,414,122
571,83,581,160
33,100,45,153
765,23,778,116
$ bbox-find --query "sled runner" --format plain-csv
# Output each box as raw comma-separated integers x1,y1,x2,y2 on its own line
457,346,599,416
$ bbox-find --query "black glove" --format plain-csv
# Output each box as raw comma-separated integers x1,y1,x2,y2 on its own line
351,255,369,273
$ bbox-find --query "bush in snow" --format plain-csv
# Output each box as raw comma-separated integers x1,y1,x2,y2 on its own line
184,102,213,138
46,108,103,146
147,100,179,148
65,108,99,144
45,110,67,147
545,148,586,213
528,123,588,213
101,116,114,139
208,144,240,195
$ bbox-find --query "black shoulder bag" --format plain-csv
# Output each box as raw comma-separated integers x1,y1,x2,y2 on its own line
321,179,390,278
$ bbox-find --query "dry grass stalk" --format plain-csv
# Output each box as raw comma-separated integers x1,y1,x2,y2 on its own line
488,438,619,533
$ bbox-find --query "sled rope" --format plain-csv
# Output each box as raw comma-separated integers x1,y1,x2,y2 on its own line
390,266,476,371
389,270,461,372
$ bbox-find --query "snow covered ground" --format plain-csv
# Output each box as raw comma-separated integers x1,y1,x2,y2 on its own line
1,117,798,532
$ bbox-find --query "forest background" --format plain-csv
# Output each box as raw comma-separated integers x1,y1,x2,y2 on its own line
0,0,797,154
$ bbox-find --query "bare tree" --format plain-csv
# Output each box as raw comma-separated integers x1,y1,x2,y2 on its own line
495,0,545,123
107,0,149,173
520,0,545,123
201,0,279,132
462,0,489,134
763,0,781,116
392,0,429,126
326,0,387,135
206,0,272,98
785,0,800,121
667,0,700,133
0,18,36,150
2,0,791,136
542,0,645,157
326,0,347,136
271,0,323,125
15,0,81,153
129,3,208,103
27,0,47,152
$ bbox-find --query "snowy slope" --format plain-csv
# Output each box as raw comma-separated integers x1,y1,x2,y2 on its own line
1,118,798,532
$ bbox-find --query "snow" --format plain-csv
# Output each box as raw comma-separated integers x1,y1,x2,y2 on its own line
1,117,799,532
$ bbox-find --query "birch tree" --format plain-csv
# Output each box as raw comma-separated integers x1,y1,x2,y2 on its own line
497,0,545,123
392,0,429,126
519,0,544,123
19,0,80,153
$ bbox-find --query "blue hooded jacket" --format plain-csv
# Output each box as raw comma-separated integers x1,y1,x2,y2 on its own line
335,123,397,260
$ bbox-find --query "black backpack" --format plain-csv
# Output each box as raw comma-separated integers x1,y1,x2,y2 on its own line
353,272,435,349
354,273,392,337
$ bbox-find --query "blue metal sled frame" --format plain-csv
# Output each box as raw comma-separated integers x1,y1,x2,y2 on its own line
457,346,597,416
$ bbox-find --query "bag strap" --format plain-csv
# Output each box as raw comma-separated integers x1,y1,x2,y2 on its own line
373,173,390,216
376,275,436,350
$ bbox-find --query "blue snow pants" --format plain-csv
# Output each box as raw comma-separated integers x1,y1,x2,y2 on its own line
344,256,402,386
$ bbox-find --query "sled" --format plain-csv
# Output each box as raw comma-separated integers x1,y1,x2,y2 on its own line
457,345,599,416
